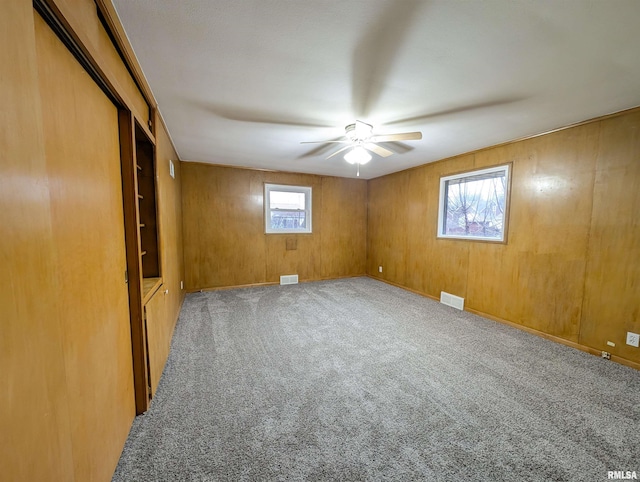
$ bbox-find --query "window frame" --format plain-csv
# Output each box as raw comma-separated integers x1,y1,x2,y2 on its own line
437,164,511,243
264,183,312,234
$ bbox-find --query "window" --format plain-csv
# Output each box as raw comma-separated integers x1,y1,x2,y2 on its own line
264,184,312,234
437,164,510,242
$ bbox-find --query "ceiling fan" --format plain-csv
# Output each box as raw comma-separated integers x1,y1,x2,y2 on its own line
301,120,422,173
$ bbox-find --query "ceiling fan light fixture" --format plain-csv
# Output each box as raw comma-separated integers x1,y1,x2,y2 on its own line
344,146,371,165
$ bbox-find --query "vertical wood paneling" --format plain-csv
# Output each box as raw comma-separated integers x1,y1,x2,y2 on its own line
3,2,186,480
147,118,186,395
467,124,599,339
580,111,640,359
0,4,74,480
367,171,410,284
145,289,167,395
48,0,150,123
367,109,640,365
406,155,475,298
35,13,135,480
182,165,267,289
156,117,185,328
181,164,368,290
265,233,320,281
320,177,367,278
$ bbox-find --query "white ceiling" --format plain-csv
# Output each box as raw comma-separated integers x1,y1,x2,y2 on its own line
112,0,640,180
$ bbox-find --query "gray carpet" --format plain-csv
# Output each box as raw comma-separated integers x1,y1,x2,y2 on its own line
113,277,639,481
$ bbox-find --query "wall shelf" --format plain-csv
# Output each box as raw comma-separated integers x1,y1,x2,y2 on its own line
135,123,160,280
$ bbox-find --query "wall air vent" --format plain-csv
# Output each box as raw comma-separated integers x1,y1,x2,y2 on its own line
440,291,465,310
280,274,299,285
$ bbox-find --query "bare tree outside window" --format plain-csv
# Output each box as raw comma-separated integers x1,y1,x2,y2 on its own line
438,165,510,242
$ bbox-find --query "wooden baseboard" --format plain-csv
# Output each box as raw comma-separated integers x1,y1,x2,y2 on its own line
466,307,640,371
366,274,440,301
302,274,367,283
185,274,368,294
367,275,640,372
186,281,279,293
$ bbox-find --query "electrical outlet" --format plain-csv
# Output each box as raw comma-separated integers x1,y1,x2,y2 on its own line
626,332,640,347
378,266,383,273
601,351,611,360
606,341,616,347
180,280,184,290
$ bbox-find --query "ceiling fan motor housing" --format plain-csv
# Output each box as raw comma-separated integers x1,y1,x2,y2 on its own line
301,120,420,161
345,123,358,140
345,120,373,141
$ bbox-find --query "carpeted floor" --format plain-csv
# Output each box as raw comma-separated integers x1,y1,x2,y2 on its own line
113,277,639,481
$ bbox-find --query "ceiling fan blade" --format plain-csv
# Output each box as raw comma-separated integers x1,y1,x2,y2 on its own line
351,0,423,117
325,145,352,160
385,97,526,126
379,141,415,154
191,100,333,128
363,143,393,158
297,138,343,159
370,132,422,142
300,140,349,144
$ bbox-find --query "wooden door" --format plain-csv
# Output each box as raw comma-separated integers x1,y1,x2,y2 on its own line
35,12,135,481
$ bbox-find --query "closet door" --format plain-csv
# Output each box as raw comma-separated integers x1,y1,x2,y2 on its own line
35,12,135,481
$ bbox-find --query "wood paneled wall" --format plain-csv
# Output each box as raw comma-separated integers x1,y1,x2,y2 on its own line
157,118,185,332
49,0,150,124
580,113,640,363
182,164,367,290
146,118,185,394
367,108,640,366
1,2,185,480
34,13,135,479
0,3,75,480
